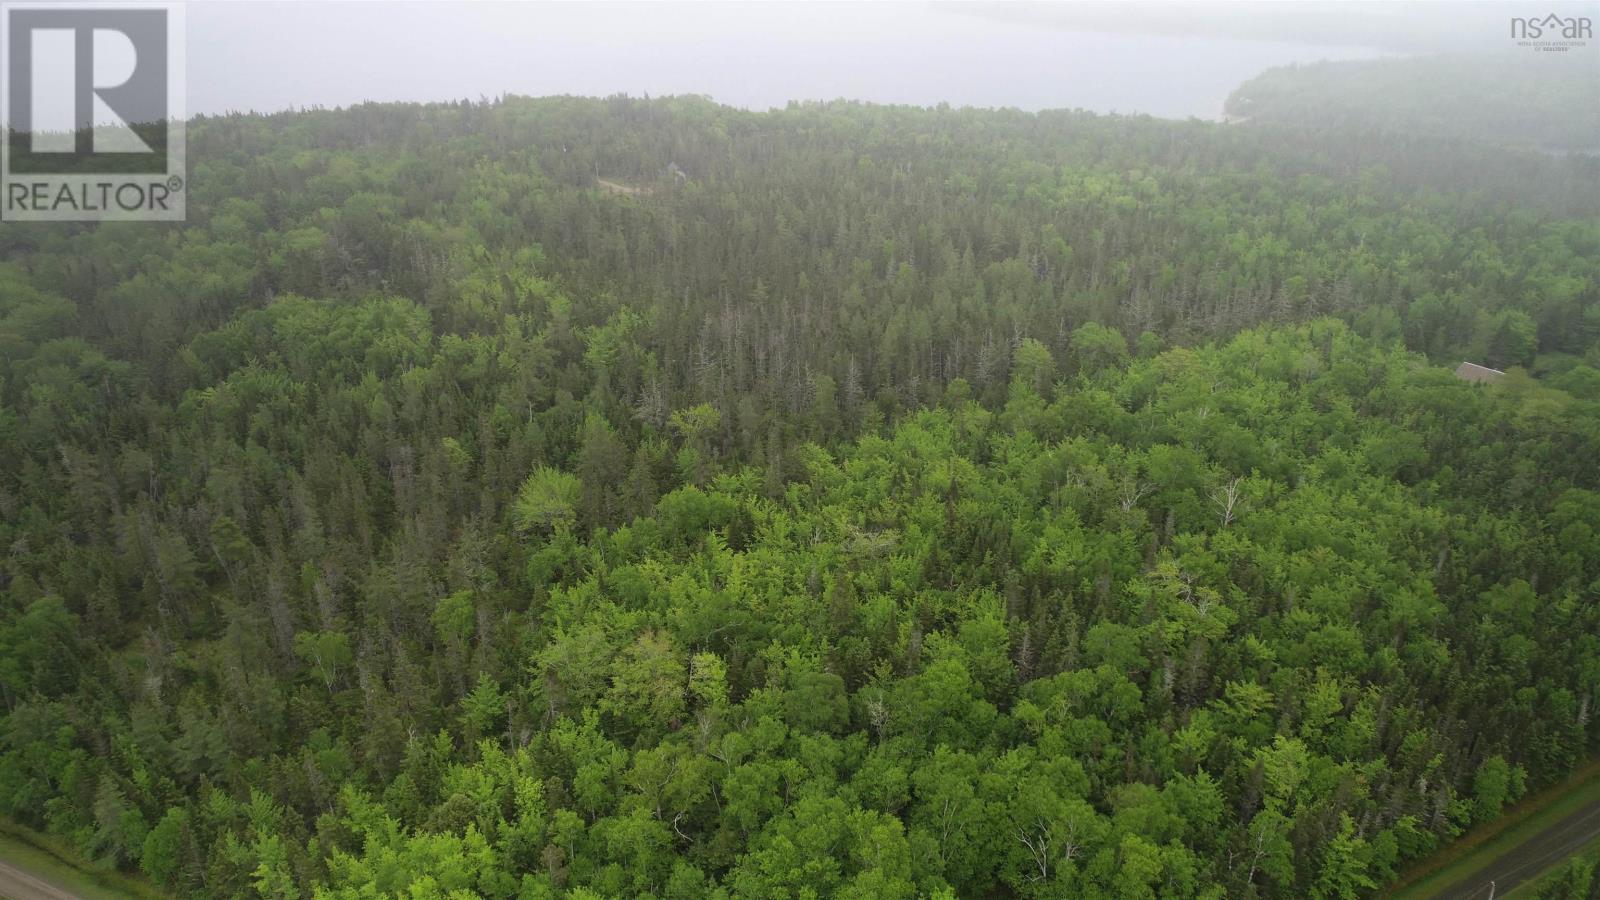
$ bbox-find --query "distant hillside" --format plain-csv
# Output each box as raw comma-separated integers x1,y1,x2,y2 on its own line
1226,53,1600,152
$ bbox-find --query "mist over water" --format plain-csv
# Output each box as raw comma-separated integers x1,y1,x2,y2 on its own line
189,2,1388,120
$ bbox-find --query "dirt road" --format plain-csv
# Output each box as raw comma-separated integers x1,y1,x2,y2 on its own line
0,857,83,900
1433,798,1600,899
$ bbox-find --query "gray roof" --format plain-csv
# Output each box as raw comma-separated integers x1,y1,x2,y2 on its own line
1454,361,1505,384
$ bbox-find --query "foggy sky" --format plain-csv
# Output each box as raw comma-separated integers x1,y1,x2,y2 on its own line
182,1,1598,120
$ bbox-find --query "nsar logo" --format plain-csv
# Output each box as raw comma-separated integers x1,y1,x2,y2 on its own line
1510,12,1593,51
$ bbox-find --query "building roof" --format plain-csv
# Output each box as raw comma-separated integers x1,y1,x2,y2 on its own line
1454,361,1506,384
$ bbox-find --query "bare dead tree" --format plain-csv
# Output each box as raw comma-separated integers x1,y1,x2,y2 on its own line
1243,814,1280,886
1119,480,1158,512
1016,819,1054,882
1017,813,1081,877
865,689,892,743
1211,476,1243,527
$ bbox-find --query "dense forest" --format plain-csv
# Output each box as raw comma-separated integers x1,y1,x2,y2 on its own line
2,92,1599,898
1226,53,1600,152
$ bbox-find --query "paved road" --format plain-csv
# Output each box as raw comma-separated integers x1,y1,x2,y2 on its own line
1433,798,1600,899
0,858,83,900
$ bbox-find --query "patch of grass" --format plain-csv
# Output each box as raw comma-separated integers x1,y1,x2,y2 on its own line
0,819,165,899
1383,757,1600,899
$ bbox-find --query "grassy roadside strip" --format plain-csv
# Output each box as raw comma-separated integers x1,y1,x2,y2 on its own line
0,819,165,899
1382,756,1600,899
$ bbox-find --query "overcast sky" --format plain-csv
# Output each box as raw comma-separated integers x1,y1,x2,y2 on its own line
179,1,1598,120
